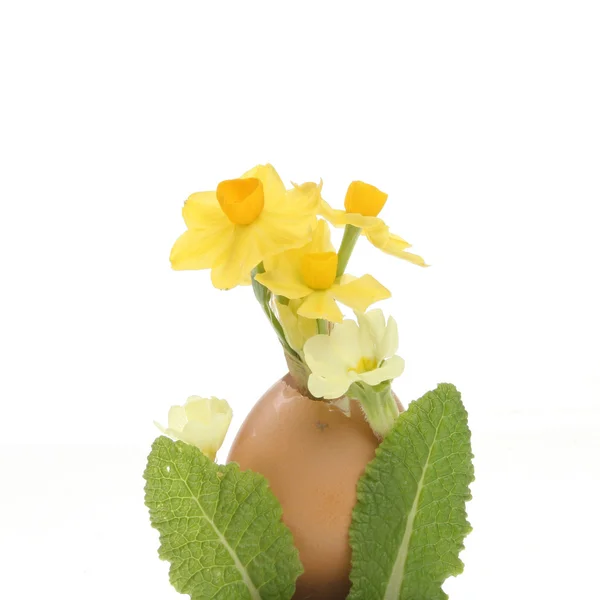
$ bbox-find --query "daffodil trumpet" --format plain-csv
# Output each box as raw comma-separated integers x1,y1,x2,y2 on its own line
320,180,428,268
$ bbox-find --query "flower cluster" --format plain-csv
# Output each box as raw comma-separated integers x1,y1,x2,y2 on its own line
163,164,426,444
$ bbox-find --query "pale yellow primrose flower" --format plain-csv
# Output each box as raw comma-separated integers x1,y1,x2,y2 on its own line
254,220,391,323
155,396,233,461
320,180,427,267
170,164,321,290
304,309,405,399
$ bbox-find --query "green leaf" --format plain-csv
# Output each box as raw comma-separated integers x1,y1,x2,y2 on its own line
349,383,474,600
144,436,303,599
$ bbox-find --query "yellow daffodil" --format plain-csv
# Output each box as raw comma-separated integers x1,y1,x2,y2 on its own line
304,309,405,400
319,180,427,267
254,221,391,323
170,164,321,290
155,396,233,461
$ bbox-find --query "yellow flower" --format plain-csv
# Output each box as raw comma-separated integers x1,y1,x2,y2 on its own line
154,396,233,461
254,220,391,323
275,299,318,357
320,180,427,267
304,309,405,400
170,164,321,290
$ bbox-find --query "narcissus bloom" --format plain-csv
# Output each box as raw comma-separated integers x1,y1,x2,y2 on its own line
320,180,427,267
255,221,391,323
170,164,321,289
155,396,232,461
304,309,405,399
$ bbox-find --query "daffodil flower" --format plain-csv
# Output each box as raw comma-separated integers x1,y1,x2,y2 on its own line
254,221,391,323
320,180,427,267
304,309,405,400
170,164,321,290
155,396,233,461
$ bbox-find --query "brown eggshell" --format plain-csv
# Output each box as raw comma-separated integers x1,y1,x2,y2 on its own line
227,375,402,600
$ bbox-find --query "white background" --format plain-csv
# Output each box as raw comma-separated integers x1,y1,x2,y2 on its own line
1,1,599,598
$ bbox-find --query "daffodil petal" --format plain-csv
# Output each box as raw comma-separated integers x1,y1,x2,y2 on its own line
319,198,349,227
388,248,428,267
307,219,334,253
210,213,311,290
209,227,257,289
331,275,391,313
374,232,428,266
263,246,304,273
298,291,344,323
319,198,382,230
360,355,405,386
363,221,392,247
344,213,383,229
254,270,313,299
241,163,286,207
182,191,225,229
257,210,314,255
170,226,235,271
283,181,322,217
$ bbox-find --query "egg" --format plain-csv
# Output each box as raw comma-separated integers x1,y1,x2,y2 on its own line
227,374,402,599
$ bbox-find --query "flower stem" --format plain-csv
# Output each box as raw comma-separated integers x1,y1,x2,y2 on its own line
347,381,400,438
317,319,329,334
336,224,362,277
251,263,299,359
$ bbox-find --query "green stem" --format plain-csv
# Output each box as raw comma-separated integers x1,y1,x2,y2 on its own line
251,263,299,359
336,224,362,277
347,381,400,438
316,319,329,334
